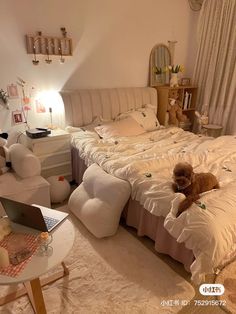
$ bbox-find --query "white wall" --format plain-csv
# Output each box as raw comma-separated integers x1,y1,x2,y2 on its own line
0,0,199,132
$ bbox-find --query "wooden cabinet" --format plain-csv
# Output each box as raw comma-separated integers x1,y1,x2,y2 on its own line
155,85,198,131
20,129,72,180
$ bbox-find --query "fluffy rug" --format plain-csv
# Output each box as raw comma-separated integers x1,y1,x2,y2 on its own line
0,206,195,313
215,259,236,314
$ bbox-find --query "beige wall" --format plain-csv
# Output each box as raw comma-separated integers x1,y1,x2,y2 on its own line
0,0,199,131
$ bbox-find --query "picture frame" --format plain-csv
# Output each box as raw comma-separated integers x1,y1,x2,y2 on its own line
35,99,46,113
181,77,191,86
7,84,19,99
12,110,24,124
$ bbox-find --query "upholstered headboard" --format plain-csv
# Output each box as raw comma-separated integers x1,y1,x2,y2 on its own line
60,87,157,127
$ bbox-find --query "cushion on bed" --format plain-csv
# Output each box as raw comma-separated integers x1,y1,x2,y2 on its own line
94,117,146,138
68,163,131,238
116,106,161,132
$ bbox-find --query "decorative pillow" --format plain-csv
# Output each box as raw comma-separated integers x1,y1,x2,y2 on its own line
116,107,160,132
9,144,41,178
65,126,83,133
65,116,113,133
94,117,146,138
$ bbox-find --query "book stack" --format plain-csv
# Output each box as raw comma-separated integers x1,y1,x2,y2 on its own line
183,92,192,110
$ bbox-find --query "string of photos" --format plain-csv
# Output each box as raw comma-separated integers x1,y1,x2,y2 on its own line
26,27,72,65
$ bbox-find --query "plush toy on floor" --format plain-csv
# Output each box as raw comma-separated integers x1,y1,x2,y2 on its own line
167,90,189,126
47,175,71,203
0,132,11,176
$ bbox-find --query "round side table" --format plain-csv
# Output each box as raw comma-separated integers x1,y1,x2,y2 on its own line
202,124,223,138
0,218,75,313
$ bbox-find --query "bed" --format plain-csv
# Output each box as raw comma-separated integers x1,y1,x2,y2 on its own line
60,87,236,283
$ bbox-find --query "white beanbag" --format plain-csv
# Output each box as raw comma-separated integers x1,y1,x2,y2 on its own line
9,144,41,178
68,163,131,238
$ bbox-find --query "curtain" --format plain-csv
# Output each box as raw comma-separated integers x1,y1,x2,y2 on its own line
193,0,236,134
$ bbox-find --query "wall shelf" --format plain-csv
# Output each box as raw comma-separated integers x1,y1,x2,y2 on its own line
25,34,73,56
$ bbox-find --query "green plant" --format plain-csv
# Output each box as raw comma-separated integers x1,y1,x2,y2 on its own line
153,66,163,75
168,65,184,73
0,89,9,104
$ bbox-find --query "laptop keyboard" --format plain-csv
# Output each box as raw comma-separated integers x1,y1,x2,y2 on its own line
43,216,59,230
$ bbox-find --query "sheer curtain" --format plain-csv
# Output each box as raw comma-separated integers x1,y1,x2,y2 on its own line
193,0,236,134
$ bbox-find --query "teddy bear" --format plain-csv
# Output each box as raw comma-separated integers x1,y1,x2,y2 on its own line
0,132,10,176
167,90,188,126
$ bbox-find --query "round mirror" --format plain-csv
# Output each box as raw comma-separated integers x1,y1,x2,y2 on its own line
149,44,171,86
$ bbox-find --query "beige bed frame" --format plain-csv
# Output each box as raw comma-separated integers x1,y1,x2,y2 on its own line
60,87,158,127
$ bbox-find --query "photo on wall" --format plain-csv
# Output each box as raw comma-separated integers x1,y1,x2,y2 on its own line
12,110,25,125
7,84,19,99
35,99,46,113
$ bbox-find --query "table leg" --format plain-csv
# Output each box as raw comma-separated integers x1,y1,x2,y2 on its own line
24,278,46,314
0,262,69,309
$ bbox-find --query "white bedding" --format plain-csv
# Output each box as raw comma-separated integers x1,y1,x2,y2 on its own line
71,127,236,282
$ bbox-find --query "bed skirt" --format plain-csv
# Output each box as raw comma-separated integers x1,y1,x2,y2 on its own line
71,146,194,271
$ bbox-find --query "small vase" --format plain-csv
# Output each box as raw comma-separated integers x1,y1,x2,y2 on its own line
170,73,179,87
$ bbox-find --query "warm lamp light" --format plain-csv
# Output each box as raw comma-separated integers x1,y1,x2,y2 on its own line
36,90,65,129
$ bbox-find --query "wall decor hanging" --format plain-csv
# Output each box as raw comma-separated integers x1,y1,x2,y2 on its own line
25,27,72,65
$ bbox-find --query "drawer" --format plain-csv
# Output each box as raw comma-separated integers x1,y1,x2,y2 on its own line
41,163,72,179
32,139,71,155
39,151,71,168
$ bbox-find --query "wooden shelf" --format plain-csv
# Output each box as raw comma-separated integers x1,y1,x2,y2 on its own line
26,35,72,56
155,85,198,132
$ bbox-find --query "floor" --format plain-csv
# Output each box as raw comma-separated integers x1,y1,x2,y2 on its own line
52,190,228,314
121,222,227,314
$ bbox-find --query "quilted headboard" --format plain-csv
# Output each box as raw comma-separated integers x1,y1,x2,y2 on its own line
60,87,157,127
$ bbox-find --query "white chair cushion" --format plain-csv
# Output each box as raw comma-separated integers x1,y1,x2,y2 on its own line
68,163,131,238
9,144,41,178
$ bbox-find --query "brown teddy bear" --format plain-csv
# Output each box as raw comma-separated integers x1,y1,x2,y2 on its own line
167,90,188,126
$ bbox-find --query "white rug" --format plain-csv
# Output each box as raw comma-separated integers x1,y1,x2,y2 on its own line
0,206,195,313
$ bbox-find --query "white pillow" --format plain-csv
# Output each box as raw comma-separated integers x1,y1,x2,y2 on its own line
82,116,113,132
65,126,83,133
65,117,112,133
116,107,160,132
94,117,146,138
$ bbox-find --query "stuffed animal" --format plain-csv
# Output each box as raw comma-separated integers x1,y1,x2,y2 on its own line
167,90,188,126
0,132,10,175
0,217,12,241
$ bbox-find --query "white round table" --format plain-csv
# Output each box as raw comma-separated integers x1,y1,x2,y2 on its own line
0,219,75,313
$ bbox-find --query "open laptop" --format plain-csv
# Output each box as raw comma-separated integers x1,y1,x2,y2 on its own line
0,197,68,232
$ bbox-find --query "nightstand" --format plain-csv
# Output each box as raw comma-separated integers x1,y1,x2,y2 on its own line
19,129,72,180
202,124,223,138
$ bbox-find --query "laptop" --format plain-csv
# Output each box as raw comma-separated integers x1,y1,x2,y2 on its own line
0,197,68,232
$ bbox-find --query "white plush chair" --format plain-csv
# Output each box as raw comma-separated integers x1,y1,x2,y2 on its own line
68,163,131,238
0,144,50,216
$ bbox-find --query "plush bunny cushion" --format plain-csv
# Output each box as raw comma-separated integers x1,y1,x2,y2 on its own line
9,144,41,178
68,163,131,238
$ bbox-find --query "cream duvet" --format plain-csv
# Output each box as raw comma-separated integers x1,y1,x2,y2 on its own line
71,127,236,282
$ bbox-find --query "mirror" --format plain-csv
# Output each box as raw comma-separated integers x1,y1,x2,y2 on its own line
149,44,171,86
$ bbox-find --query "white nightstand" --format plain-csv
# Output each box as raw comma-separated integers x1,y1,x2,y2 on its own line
19,129,72,180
